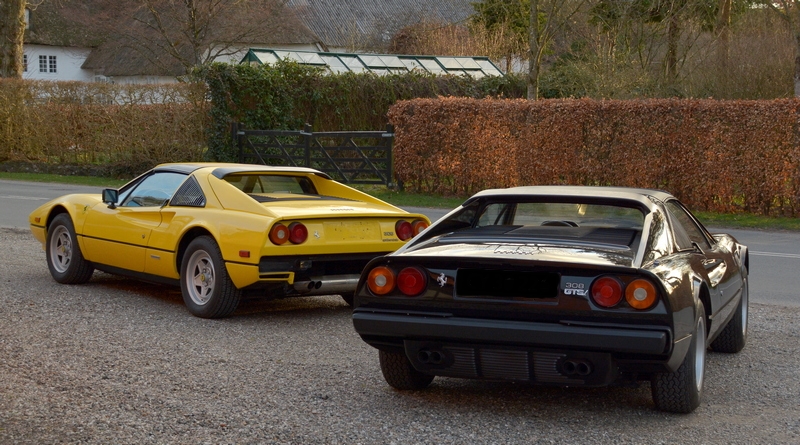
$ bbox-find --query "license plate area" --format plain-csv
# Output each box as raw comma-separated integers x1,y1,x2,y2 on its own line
323,220,380,241
455,269,560,299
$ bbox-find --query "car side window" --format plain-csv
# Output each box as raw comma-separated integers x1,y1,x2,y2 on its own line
477,203,515,226
121,172,187,207
665,200,712,251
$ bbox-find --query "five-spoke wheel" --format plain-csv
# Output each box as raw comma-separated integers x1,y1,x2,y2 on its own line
180,236,241,318
46,214,94,284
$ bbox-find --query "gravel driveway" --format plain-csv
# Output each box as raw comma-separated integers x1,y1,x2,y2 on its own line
1,228,798,444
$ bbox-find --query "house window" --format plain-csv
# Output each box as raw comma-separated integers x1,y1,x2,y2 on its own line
23,54,27,72
25,9,30,30
39,55,57,73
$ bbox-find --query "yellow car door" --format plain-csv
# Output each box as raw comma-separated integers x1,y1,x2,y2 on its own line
82,206,161,272
82,171,188,273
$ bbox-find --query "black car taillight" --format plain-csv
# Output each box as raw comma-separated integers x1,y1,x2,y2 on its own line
625,278,658,310
397,267,427,296
590,275,659,310
367,266,395,295
591,276,623,308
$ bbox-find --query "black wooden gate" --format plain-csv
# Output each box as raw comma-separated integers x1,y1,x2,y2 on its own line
234,123,395,186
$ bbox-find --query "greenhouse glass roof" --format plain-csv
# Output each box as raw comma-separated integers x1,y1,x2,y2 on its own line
241,48,504,78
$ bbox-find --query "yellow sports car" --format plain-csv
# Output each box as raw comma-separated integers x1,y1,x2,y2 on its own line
29,163,430,318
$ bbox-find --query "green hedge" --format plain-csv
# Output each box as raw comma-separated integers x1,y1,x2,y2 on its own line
194,62,527,161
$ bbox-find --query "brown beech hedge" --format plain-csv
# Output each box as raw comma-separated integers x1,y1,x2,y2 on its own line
389,97,800,217
0,79,207,176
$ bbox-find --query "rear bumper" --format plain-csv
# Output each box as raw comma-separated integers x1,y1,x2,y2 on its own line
353,310,671,355
353,309,676,385
231,252,388,291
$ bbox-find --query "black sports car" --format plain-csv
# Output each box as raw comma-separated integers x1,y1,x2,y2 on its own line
352,186,749,413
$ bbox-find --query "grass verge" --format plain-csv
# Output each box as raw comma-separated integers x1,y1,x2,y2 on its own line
0,172,129,188
2,172,797,231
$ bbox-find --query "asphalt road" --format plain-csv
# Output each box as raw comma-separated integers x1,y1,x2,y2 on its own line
3,179,799,307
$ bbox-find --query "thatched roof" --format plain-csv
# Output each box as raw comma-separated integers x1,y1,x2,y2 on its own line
23,0,474,76
24,1,105,48
25,0,321,77
287,0,474,51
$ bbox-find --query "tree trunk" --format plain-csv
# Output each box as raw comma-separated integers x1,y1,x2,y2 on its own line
716,0,731,96
527,0,540,100
795,31,800,97
0,0,26,78
665,13,679,82
716,0,731,69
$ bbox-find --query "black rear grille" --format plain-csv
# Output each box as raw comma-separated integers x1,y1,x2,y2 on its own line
456,269,559,299
404,341,615,385
259,252,388,277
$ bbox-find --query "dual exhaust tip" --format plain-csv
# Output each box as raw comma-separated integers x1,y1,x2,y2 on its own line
417,349,446,365
561,359,593,376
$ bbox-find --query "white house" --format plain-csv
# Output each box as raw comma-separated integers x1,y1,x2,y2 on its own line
22,0,477,84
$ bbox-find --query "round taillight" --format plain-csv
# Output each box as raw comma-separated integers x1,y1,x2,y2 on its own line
269,223,289,245
368,266,395,295
397,267,427,296
396,220,413,241
591,276,623,308
625,278,658,310
288,222,308,244
412,220,429,236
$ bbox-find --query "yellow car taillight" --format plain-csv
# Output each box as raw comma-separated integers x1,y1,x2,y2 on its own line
269,223,289,245
412,220,429,236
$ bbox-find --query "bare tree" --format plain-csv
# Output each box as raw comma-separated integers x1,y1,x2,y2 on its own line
763,0,800,96
528,0,586,99
0,0,27,78
72,0,304,76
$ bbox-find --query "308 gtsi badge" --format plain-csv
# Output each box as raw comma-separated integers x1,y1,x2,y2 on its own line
352,186,749,413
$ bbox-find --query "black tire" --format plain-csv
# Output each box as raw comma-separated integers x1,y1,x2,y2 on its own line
180,236,241,319
379,350,434,390
651,301,707,413
46,213,94,284
340,293,354,307
711,277,748,353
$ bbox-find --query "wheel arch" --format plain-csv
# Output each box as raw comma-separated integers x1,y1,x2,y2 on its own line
176,226,215,273
44,205,71,230
741,246,750,277
697,283,712,338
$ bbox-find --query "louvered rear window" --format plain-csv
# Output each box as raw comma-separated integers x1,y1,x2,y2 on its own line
170,176,205,207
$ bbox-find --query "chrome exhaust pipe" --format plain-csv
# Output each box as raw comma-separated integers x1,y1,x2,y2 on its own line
293,275,360,295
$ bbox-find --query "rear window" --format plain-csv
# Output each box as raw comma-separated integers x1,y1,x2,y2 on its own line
477,202,644,230
418,201,647,248
223,174,317,195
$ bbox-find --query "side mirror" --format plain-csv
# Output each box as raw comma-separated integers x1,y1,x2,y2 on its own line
102,189,119,209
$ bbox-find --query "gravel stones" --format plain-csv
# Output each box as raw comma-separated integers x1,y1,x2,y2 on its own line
1,228,798,444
